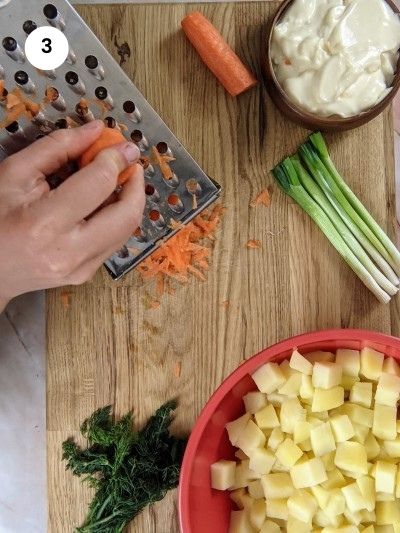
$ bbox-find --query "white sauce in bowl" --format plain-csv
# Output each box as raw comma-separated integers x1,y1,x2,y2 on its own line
271,0,400,117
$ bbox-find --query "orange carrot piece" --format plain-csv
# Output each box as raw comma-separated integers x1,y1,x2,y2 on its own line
246,239,261,249
79,128,134,185
151,146,175,180
173,362,182,378
250,188,271,208
60,291,71,308
181,12,257,97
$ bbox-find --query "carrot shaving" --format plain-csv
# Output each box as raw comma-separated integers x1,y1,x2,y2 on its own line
148,299,161,309
220,300,229,308
192,194,198,210
246,239,261,249
60,291,72,308
0,88,41,128
173,362,182,378
151,146,175,180
138,205,223,301
250,188,271,208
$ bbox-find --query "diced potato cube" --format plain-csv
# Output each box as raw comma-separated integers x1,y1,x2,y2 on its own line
268,428,285,450
211,460,236,490
360,347,384,381
352,423,370,444
252,363,286,394
294,421,311,444
375,461,396,494
373,405,397,441
314,508,342,527
397,420,400,433
349,381,372,407
280,398,306,433
362,526,375,533
305,351,335,364
229,509,255,533
300,374,314,400
383,438,400,458
375,373,400,407
260,521,280,533
288,489,318,522
314,410,329,421
266,498,289,520
396,466,400,498
360,509,376,523
310,422,336,456
335,349,361,376
243,391,268,414
271,459,290,473
324,489,345,517
334,442,368,475
321,452,335,472
312,387,344,412
232,460,259,489
341,482,367,512
299,439,312,452
322,528,358,533
255,404,280,429
287,515,312,533
236,420,266,456
383,357,400,376
321,468,346,490
248,479,264,499
249,448,276,476
376,492,396,501
249,498,267,529
290,457,328,488
343,507,362,525
280,359,295,379
365,432,381,460
267,393,288,405
312,362,342,390
230,488,253,511
279,373,302,396
341,374,360,391
330,415,355,442
311,485,330,509
290,350,313,375
340,403,373,427
276,438,303,468
226,413,251,446
356,475,375,512
376,500,400,525
261,473,294,499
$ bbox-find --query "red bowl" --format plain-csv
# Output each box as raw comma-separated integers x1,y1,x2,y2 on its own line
179,329,400,533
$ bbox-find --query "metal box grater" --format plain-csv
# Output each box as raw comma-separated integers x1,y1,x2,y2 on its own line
0,0,221,279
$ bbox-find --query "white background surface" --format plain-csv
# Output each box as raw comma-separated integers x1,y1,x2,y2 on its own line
1,1,400,532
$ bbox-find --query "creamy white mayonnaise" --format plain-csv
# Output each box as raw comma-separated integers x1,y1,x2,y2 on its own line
271,0,400,117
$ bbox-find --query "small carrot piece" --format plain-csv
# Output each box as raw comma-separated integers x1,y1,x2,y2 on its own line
173,362,182,378
246,239,261,249
250,188,271,208
181,11,257,97
79,128,134,185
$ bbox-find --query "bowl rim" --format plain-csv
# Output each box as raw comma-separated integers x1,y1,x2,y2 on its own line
178,328,400,532
265,0,400,127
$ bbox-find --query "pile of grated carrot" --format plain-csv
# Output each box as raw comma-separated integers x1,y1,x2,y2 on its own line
137,204,224,300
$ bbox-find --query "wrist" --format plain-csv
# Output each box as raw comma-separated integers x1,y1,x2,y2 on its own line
0,295,9,313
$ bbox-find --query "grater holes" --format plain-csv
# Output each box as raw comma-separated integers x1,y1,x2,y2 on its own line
116,245,129,259
133,226,146,242
75,100,95,122
104,116,116,128
14,70,35,93
186,178,202,196
167,193,184,213
149,209,165,228
45,86,66,111
23,20,37,35
43,4,65,31
95,86,113,108
145,183,159,201
5,121,19,133
85,55,105,80
65,71,85,95
55,118,68,129
123,100,141,123
156,141,172,157
3,37,17,52
130,129,148,151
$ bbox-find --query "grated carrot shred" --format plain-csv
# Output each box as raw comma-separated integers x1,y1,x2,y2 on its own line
250,188,271,208
173,362,182,378
151,146,175,180
246,239,261,249
60,291,72,308
138,205,223,300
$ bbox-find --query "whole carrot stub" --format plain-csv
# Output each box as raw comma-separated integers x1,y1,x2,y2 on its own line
79,128,134,185
181,11,257,97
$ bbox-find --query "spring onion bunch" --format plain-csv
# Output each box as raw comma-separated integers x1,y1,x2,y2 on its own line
272,133,400,304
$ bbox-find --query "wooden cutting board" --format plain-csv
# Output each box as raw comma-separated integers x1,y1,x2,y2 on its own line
47,3,400,532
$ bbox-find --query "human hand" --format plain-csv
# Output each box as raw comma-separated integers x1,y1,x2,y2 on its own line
0,120,145,311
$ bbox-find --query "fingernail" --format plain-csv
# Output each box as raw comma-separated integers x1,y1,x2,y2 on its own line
115,142,140,164
81,119,104,131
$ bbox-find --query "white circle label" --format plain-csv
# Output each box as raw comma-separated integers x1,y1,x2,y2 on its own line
25,26,69,70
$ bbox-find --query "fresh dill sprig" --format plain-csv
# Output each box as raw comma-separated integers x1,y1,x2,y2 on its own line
62,400,187,533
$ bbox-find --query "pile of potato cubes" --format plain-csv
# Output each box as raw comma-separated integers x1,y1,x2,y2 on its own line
210,347,400,533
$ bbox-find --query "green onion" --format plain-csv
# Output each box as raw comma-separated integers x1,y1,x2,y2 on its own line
309,132,400,275
291,156,398,297
273,159,391,304
299,142,400,277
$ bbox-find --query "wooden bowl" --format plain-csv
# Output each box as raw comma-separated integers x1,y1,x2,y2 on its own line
262,0,400,131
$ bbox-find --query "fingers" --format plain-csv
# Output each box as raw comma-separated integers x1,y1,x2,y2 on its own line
42,141,141,230
2,120,105,191
76,163,145,261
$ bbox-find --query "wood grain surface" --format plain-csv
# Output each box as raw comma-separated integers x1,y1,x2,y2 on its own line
47,3,400,532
